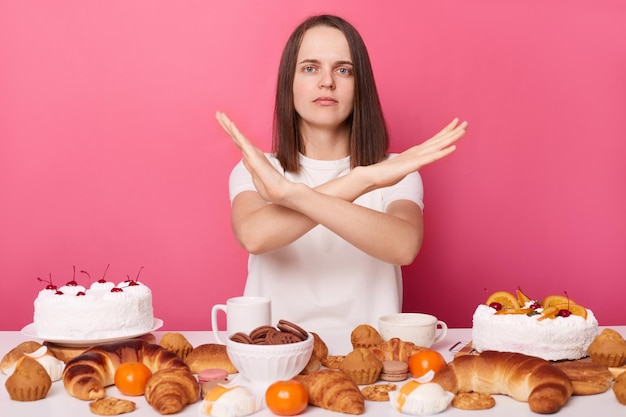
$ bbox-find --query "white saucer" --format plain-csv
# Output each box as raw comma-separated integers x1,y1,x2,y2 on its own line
21,318,163,347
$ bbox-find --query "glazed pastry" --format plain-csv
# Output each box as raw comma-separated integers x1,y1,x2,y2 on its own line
5,356,52,401
295,369,365,415
160,332,194,361
351,324,383,349
554,360,613,395
339,347,382,385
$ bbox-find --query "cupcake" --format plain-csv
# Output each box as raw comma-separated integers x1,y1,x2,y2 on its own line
339,347,383,385
5,356,52,401
351,324,384,349
587,328,626,367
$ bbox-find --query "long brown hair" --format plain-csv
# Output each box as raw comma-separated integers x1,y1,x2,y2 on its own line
273,15,389,172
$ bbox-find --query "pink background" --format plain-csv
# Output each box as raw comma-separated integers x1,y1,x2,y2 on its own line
1,1,624,332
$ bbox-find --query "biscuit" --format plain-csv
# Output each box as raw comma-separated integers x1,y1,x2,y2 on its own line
451,392,496,410
361,383,397,401
554,360,613,395
321,355,345,369
89,397,136,415
277,319,308,341
229,332,254,344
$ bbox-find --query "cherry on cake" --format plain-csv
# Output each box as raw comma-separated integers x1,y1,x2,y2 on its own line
33,267,154,340
472,289,598,361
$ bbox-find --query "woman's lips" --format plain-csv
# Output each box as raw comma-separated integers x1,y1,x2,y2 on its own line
314,97,337,105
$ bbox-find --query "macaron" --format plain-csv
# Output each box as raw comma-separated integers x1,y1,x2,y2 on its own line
380,360,409,382
198,368,229,398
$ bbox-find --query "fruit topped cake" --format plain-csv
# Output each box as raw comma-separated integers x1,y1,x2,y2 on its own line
471,288,598,361
33,266,155,340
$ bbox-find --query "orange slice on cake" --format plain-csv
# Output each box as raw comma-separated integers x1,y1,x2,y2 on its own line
485,291,520,310
543,295,577,308
554,303,588,320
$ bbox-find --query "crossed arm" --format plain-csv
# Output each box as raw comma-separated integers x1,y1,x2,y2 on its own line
216,112,467,265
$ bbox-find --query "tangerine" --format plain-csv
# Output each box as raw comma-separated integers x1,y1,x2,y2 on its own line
408,350,447,379
265,379,308,416
114,362,152,396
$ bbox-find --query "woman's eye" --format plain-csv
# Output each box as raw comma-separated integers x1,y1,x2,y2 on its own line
303,66,315,73
337,67,352,76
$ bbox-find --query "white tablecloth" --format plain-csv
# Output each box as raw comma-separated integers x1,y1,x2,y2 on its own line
1,327,624,417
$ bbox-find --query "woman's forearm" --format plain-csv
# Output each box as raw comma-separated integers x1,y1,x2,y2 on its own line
231,166,376,254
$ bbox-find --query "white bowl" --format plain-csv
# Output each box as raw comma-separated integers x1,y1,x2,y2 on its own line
226,333,314,384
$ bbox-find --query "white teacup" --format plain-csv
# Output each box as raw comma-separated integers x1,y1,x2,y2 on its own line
211,296,271,345
378,313,448,347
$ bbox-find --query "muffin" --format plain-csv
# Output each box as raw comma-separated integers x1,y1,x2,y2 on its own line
160,332,194,361
587,328,626,367
351,324,384,349
340,347,383,385
5,356,52,401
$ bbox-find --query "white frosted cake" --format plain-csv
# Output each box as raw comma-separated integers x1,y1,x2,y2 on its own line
33,278,154,340
472,302,598,361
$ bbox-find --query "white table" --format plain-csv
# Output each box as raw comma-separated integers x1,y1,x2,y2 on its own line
1,327,624,416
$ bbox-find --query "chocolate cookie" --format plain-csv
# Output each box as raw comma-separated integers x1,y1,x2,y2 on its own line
277,319,308,341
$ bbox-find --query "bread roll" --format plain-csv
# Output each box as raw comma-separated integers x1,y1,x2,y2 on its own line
62,339,197,414
432,350,573,414
184,344,237,374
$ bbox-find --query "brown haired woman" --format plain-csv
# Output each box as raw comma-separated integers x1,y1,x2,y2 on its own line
217,15,467,332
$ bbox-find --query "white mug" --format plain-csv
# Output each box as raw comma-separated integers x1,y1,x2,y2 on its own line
211,296,271,344
378,313,448,347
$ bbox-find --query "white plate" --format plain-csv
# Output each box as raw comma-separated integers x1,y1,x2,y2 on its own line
21,318,164,347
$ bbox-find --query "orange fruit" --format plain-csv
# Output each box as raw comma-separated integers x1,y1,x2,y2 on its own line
265,379,308,416
495,307,534,315
543,295,576,308
485,291,520,310
114,362,152,396
408,350,447,379
554,303,588,320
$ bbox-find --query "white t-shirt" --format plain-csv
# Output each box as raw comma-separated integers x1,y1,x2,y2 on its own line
229,153,424,333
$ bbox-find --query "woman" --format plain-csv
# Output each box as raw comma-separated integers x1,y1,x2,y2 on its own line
217,15,467,332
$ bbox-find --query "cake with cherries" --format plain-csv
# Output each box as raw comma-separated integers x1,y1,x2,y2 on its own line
33,269,154,340
471,289,598,361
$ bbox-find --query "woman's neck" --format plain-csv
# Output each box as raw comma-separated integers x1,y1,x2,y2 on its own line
299,123,350,160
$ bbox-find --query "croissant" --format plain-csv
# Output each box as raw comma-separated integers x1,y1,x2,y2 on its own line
294,369,365,415
144,368,199,414
368,338,426,363
431,350,573,414
62,339,197,413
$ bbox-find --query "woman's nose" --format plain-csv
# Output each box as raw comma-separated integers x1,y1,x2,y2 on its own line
318,70,335,89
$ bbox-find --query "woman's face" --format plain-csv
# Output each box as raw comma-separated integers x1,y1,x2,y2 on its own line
293,26,355,134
